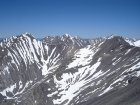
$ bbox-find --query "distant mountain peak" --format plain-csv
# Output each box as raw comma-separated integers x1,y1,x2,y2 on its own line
63,33,71,38
24,32,30,35
21,32,35,39
107,34,116,39
64,33,69,36
74,36,81,39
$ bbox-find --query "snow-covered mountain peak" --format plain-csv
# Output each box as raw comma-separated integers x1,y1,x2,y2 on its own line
107,34,116,39
64,33,70,37
74,36,81,40
24,32,30,35
21,32,35,39
62,33,73,39
105,35,140,47
122,36,140,47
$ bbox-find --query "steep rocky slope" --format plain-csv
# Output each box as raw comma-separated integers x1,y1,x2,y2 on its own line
0,33,140,105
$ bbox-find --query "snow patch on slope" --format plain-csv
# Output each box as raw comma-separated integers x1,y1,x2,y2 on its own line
67,45,99,68
124,38,140,47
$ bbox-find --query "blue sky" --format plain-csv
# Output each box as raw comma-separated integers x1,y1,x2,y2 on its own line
0,0,140,39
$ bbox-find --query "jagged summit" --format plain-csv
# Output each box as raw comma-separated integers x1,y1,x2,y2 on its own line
122,36,140,47
21,32,35,39
106,34,116,39
1,32,140,48
73,36,81,40
23,32,30,35
63,33,70,37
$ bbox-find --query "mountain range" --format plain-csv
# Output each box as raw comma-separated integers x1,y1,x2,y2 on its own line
0,32,140,105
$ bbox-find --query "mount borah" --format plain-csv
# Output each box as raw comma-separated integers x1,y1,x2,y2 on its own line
0,33,140,105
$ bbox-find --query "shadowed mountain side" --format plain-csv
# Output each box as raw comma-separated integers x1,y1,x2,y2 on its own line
77,76,140,105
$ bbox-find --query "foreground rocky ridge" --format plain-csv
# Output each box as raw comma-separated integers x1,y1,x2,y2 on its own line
0,33,140,105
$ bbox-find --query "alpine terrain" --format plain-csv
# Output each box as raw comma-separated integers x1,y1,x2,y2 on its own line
0,32,140,105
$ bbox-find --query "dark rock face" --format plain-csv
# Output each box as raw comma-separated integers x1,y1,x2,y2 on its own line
0,33,140,105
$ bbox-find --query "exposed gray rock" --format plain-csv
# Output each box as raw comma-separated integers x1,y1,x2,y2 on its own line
0,33,140,105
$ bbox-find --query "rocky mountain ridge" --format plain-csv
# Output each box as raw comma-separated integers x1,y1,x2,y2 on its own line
0,33,140,105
